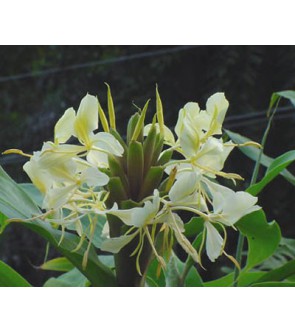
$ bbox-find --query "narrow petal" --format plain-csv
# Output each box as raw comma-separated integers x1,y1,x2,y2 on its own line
205,222,223,262
100,233,137,253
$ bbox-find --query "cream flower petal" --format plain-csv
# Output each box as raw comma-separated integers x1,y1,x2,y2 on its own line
92,132,124,156
179,120,200,157
80,167,109,187
23,153,51,194
74,94,99,145
54,107,76,144
100,233,137,253
205,179,260,226
196,137,234,172
205,222,223,262
206,92,229,135
43,184,77,209
169,171,199,203
87,150,109,168
107,191,160,227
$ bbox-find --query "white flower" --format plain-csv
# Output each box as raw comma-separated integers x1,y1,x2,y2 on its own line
193,137,234,176
168,171,206,210
54,94,124,167
205,180,261,226
201,179,260,262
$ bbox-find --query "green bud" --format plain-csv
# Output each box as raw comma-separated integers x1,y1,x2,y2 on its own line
143,124,157,175
156,84,165,135
157,149,173,166
139,166,164,200
108,154,129,195
109,128,128,172
131,99,150,142
105,83,116,130
127,141,144,200
127,113,140,144
150,134,164,166
107,176,128,205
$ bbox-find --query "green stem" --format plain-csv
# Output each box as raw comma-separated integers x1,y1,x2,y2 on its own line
233,97,281,286
233,234,245,286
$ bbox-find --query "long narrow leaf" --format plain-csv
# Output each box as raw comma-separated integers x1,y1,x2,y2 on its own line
0,260,32,287
225,129,295,186
247,150,295,196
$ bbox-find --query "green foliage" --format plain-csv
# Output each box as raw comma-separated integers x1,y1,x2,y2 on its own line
0,212,8,234
0,260,31,287
145,258,166,287
225,130,295,186
44,268,89,287
258,237,295,270
236,210,281,270
254,260,295,283
247,150,295,196
40,257,74,272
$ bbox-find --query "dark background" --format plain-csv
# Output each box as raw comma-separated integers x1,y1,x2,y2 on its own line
0,45,294,285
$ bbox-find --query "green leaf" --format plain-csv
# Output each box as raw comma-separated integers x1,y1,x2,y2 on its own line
184,217,204,238
40,257,74,272
204,273,234,287
238,272,266,286
0,212,8,234
44,268,89,287
225,130,295,186
254,260,295,283
274,90,295,107
247,150,295,195
165,253,181,286
145,257,166,287
257,237,295,270
164,252,203,287
0,260,32,287
0,166,116,286
237,210,281,270
0,167,40,219
204,271,266,287
98,255,115,269
181,266,203,287
251,281,295,287
19,183,43,207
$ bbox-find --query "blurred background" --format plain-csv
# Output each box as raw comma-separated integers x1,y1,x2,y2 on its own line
0,45,294,286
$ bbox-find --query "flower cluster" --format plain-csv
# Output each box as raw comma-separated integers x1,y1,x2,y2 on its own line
5,86,260,272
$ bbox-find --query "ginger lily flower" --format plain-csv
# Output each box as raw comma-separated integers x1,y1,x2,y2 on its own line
202,179,260,262
54,94,124,167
